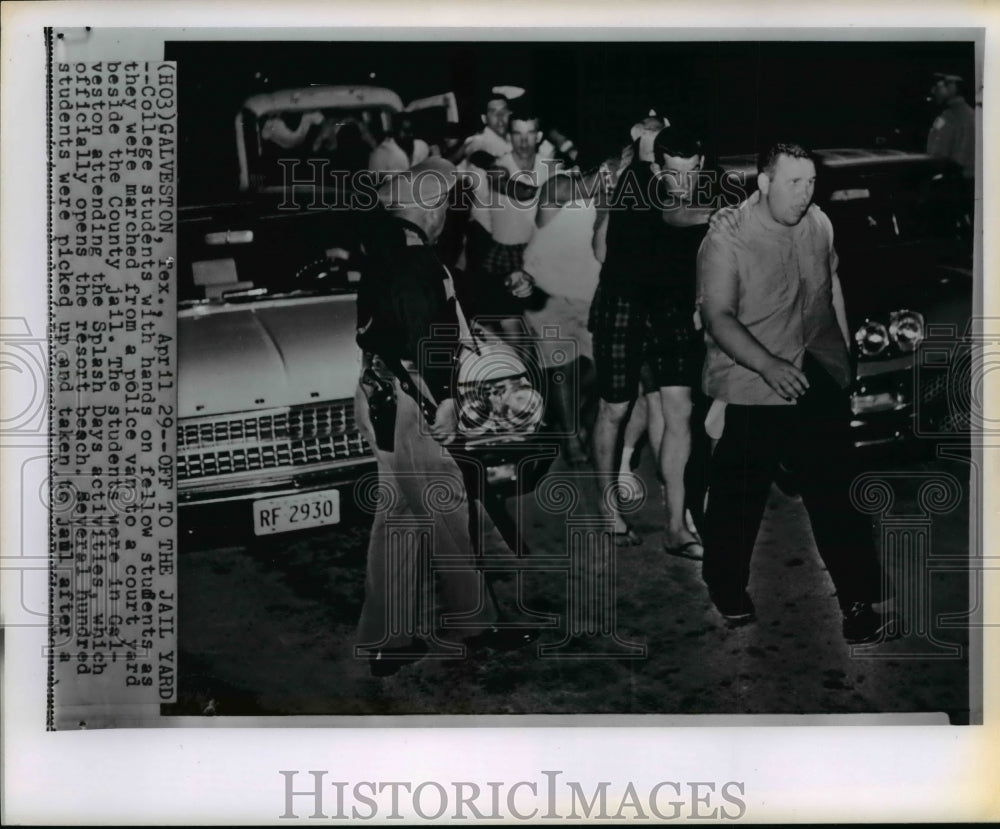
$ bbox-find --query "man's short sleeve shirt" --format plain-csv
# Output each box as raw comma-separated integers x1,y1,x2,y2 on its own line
697,203,851,405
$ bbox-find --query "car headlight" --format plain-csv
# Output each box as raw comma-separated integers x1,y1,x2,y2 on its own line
855,320,890,357
888,309,925,352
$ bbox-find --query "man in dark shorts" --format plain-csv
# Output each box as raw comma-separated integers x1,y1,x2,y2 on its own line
589,122,705,555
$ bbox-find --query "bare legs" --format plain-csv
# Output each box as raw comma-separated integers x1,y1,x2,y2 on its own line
658,386,700,550
594,384,700,552
593,398,632,533
619,389,662,493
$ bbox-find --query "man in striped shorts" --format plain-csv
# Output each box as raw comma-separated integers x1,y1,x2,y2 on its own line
589,118,705,556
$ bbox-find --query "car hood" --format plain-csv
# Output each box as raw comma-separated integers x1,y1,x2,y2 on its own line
178,295,361,418
837,247,971,329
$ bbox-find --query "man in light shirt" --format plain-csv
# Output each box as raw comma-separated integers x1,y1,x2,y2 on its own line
461,90,515,160
477,101,561,334
456,91,514,277
697,142,894,644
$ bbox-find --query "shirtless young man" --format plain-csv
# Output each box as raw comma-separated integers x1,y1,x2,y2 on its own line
477,102,560,334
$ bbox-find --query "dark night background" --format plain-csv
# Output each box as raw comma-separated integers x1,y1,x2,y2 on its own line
166,40,975,205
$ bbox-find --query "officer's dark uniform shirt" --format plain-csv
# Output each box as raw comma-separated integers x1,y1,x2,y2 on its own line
927,96,975,180
356,215,460,404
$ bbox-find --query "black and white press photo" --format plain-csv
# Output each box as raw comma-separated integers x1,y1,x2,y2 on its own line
3,6,996,824
161,36,979,721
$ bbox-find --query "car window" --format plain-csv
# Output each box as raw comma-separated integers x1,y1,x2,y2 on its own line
245,106,394,191
819,165,967,250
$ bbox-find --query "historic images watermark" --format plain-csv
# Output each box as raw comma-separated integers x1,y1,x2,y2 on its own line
912,316,997,441
272,161,752,213
1,316,50,630
278,770,748,821
348,317,982,664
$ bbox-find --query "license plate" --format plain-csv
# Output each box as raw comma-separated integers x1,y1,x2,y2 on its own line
252,489,340,535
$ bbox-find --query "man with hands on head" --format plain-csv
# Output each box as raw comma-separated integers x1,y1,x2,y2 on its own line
696,142,893,644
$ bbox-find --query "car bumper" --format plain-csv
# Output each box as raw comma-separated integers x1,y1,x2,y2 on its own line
178,460,377,506
178,436,557,506
849,405,914,448
178,432,558,544
849,358,915,448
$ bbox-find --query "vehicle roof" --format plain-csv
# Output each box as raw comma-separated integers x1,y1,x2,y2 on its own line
718,148,953,178
814,148,945,167
242,85,404,116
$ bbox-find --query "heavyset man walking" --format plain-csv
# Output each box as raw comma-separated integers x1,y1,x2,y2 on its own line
696,142,894,644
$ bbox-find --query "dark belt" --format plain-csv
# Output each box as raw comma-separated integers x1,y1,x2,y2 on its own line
363,351,437,427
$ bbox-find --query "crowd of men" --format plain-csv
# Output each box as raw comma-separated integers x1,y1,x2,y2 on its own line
347,77,974,676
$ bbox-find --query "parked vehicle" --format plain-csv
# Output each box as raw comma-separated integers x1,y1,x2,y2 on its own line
177,85,554,540
717,148,974,449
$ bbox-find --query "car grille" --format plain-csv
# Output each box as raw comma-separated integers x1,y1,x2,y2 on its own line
177,401,371,482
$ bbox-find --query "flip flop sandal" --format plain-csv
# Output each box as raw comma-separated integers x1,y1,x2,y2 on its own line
663,539,704,561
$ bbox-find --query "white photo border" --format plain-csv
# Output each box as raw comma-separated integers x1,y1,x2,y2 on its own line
2,1,998,824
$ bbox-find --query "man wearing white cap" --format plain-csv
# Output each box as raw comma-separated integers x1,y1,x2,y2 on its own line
353,158,536,677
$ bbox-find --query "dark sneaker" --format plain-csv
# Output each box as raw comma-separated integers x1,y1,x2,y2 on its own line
710,591,756,625
466,625,541,653
842,602,898,644
366,638,429,677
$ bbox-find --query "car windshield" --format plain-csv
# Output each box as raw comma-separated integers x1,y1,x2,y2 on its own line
243,105,394,191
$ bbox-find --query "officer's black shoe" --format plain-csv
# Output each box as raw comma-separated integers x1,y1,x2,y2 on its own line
842,602,899,645
710,590,757,626
466,625,541,653
367,638,429,677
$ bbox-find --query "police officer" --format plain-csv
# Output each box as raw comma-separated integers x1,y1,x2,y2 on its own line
926,72,975,180
354,158,536,676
